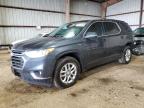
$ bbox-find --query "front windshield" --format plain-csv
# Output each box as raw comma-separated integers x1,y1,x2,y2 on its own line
134,28,144,37
49,22,87,38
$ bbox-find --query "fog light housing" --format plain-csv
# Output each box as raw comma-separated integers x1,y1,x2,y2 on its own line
30,71,48,80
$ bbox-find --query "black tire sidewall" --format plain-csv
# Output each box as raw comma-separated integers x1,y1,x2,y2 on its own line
54,57,80,88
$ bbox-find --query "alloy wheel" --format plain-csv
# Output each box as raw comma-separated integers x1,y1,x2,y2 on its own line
60,63,77,84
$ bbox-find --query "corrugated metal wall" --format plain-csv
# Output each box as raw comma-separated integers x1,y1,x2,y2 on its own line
70,0,101,21
0,0,143,44
106,0,141,30
0,0,65,44
0,0,101,44
0,0,65,11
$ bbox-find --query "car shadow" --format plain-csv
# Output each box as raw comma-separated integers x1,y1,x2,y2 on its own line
79,55,138,80
5,78,59,94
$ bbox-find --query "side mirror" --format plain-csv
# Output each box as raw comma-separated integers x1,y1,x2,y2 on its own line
85,32,97,38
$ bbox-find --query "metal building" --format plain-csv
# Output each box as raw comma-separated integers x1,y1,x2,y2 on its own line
0,0,101,44
0,0,144,44
107,0,143,30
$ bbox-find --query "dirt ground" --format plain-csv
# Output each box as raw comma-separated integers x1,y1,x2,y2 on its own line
0,50,144,108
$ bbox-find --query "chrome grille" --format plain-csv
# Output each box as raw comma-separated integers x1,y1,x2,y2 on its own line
11,50,24,69
12,50,23,55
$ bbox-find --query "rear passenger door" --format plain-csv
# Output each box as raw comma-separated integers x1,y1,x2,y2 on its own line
102,22,122,59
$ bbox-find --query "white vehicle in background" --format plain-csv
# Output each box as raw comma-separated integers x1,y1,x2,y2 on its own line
11,32,49,49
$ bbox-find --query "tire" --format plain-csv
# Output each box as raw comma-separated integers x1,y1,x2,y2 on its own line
54,56,80,88
118,46,132,64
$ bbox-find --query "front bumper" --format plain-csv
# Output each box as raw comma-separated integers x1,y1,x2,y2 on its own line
132,42,144,55
12,67,53,87
132,47,144,55
11,51,56,87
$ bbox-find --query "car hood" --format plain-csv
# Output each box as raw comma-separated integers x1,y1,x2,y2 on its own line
13,36,66,50
12,39,28,45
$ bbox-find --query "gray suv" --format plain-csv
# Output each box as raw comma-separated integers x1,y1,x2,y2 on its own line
11,19,133,88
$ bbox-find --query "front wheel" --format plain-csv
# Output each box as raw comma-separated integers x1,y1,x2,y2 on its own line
54,57,80,88
118,46,132,64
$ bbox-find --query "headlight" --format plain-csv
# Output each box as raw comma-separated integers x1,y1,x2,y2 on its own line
24,48,55,58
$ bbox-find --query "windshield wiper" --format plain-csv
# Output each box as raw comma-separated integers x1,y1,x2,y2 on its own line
50,35,63,37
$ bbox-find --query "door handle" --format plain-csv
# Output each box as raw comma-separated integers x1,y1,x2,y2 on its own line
121,36,124,39
103,38,106,41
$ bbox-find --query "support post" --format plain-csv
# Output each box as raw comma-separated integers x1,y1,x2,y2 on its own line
139,0,143,28
101,2,108,19
65,0,70,23
101,0,122,19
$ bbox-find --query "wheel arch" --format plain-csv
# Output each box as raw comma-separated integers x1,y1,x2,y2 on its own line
125,42,133,49
55,51,83,74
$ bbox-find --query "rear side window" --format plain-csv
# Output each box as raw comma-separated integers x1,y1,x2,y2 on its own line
120,22,132,34
85,22,103,36
103,22,120,36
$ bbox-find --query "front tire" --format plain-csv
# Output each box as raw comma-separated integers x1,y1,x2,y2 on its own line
54,57,80,88
118,46,132,64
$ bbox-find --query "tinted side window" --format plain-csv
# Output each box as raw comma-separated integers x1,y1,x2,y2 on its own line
85,22,102,36
120,22,132,34
103,22,120,36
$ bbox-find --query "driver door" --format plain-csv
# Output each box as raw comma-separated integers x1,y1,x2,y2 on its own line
84,22,107,68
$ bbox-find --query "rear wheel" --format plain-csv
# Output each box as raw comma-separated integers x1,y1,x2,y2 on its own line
54,57,80,88
118,46,132,64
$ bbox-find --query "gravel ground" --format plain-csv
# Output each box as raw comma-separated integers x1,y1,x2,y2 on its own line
0,50,144,108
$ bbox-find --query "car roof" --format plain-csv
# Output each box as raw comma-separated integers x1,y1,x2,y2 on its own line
70,19,125,24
